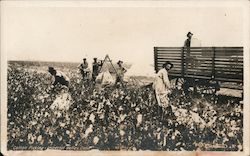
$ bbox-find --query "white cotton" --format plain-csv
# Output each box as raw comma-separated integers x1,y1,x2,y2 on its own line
66,130,70,135
89,113,95,123
31,120,37,126
192,107,198,112
57,112,62,118
97,102,104,112
157,133,161,140
99,113,105,119
135,107,140,112
59,122,66,127
93,136,99,145
172,135,175,140
137,114,142,126
238,144,243,151
174,111,180,117
207,116,217,127
120,130,125,136
37,135,42,142
228,132,234,137
84,124,93,138
190,111,206,125
120,114,127,122
50,92,73,111
44,112,49,117
163,136,167,146
118,106,123,111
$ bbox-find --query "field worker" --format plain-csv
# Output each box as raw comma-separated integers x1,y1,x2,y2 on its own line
184,31,193,48
184,31,195,68
78,58,90,81
92,58,100,82
153,61,173,109
116,60,127,85
48,67,70,87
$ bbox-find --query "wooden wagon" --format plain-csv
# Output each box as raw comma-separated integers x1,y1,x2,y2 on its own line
154,47,243,96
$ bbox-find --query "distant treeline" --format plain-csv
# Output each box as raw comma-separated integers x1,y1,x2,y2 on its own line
8,60,79,69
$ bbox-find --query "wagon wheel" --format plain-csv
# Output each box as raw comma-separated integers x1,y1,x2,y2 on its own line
168,78,179,98
174,77,192,95
197,85,216,95
196,80,219,95
175,77,185,90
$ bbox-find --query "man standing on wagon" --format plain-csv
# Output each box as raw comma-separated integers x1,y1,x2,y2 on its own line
184,31,193,48
184,32,195,68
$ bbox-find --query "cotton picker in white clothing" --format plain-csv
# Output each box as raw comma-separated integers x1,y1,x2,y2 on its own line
153,61,175,120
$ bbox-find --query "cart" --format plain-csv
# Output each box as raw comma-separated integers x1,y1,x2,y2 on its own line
154,47,243,96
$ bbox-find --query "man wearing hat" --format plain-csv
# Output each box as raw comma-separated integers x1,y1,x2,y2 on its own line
184,31,193,47
153,61,174,115
78,58,89,81
48,67,70,87
92,58,100,82
184,32,195,69
115,60,127,86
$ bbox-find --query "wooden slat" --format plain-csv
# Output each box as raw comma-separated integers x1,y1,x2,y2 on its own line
214,47,243,50
169,71,182,74
215,77,243,82
156,47,182,49
157,57,182,61
157,55,181,58
214,68,243,71
215,65,243,69
215,73,243,77
158,59,182,63
157,53,182,56
157,62,182,66
215,63,243,67
157,65,182,70
157,50,182,53
168,73,182,77
214,66,243,70
215,49,243,51
157,56,182,59
186,69,212,72
184,75,212,79
214,77,243,83
158,63,214,68
214,59,243,63
215,70,243,74
158,65,182,69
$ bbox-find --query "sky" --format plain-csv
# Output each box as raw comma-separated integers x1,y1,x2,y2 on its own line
1,2,245,75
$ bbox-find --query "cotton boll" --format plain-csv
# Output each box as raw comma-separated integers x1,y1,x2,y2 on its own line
37,135,42,142
137,114,142,126
84,124,93,138
66,130,70,135
120,130,125,136
59,122,66,127
89,113,95,124
228,132,234,137
93,136,99,145
135,107,140,112
238,144,243,151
